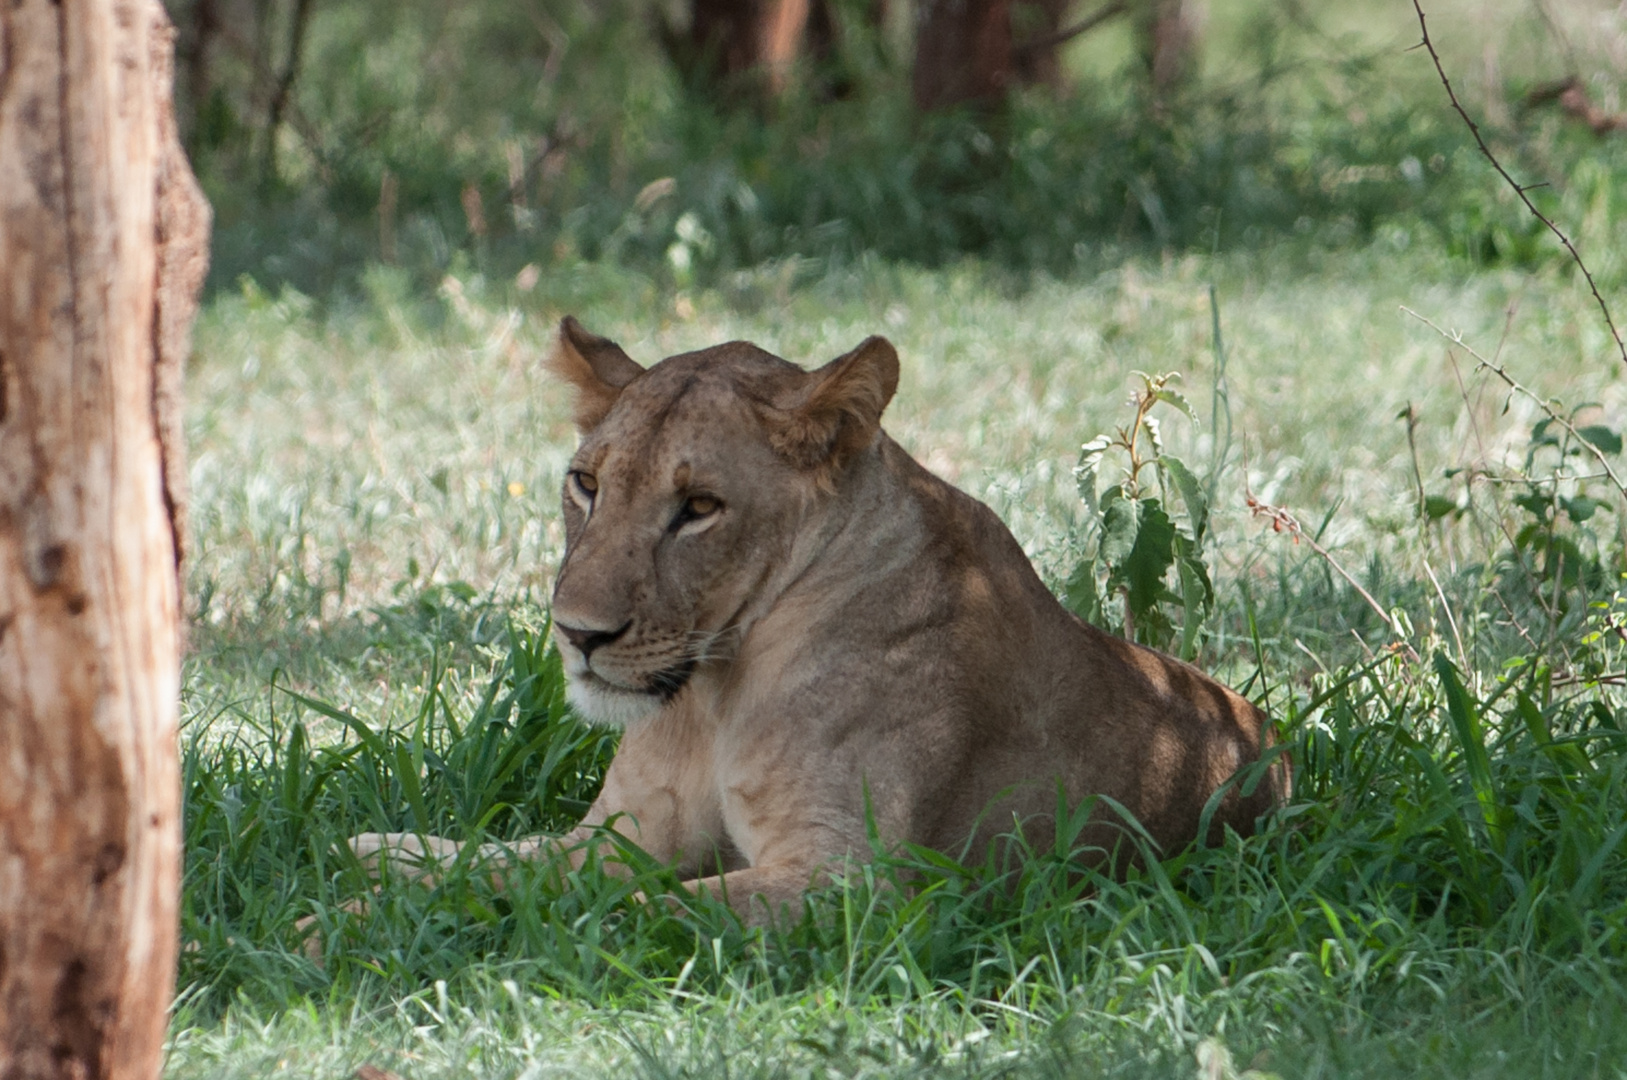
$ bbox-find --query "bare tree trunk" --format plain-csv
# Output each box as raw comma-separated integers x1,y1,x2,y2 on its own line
173,0,220,151
262,0,314,183
0,2,210,1078
664,0,843,100
912,0,1014,111
917,0,1137,111
1010,0,1069,89
1135,0,1198,98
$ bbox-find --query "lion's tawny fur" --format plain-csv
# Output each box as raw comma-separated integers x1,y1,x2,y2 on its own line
352,322,1287,924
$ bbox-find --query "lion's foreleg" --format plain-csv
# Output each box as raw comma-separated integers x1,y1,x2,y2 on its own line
677,864,828,929
347,826,629,889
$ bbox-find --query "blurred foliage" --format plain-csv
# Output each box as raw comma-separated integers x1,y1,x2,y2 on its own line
160,0,1627,300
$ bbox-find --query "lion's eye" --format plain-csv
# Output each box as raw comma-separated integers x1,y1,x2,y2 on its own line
569,471,598,501
671,493,722,531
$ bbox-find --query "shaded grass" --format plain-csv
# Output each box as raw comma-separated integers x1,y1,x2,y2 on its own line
179,615,1627,1003
175,621,1627,1073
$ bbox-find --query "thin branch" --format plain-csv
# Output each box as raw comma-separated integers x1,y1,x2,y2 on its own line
1244,483,1422,664
1552,671,1627,688
1015,0,1129,55
1402,401,1427,518
1422,558,1467,670
264,0,317,184
1411,0,1627,366
1401,306,1627,501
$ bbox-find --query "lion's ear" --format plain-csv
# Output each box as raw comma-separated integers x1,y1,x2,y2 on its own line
548,316,645,432
772,336,899,471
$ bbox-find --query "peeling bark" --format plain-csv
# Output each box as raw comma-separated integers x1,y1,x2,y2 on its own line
0,1,209,1078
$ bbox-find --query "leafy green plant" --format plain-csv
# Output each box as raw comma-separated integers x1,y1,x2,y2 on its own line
1425,410,1625,629
1065,372,1212,658
1504,414,1622,597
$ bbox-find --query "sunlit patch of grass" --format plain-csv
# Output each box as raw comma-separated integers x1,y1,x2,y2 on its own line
176,239,1627,1074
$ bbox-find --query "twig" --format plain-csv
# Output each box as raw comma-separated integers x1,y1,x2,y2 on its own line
1015,0,1129,54
1526,76,1627,135
1411,0,1627,366
1401,306,1627,501
1402,401,1427,518
1476,470,1616,486
1244,482,1422,664
1491,586,1544,656
1422,558,1467,670
1551,671,1627,688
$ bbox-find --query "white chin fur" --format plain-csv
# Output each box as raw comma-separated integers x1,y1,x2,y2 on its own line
566,675,662,728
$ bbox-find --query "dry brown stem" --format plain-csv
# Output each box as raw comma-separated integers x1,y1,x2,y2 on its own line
1243,486,1422,664
1526,76,1627,136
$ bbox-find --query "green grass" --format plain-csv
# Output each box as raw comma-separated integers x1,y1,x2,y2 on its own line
172,232,1627,1076
167,5,1627,1071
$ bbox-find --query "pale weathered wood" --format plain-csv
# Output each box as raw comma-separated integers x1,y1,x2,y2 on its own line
0,1,209,1077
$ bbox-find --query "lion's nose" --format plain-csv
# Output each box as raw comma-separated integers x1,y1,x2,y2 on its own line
556,620,631,659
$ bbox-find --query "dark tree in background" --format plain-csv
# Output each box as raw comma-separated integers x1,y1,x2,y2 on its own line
164,0,1205,185
661,0,888,100
168,0,319,177
911,0,1017,110
911,0,1195,111
1135,0,1197,99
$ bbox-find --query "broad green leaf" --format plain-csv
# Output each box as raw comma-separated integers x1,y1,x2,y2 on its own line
1099,491,1141,568
1177,555,1208,661
1512,490,1551,520
1576,425,1623,455
1123,499,1177,620
1423,494,1458,520
1564,495,1601,523
1063,559,1101,623
1517,690,1591,774
1075,434,1113,510
1160,455,1209,543
1151,386,1199,424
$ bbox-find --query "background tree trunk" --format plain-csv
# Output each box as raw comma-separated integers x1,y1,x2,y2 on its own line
0,1,209,1077
1135,0,1198,97
912,0,1015,111
664,0,857,101
1010,0,1070,89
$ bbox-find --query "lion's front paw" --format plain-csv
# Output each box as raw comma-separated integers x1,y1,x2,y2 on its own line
349,832,463,882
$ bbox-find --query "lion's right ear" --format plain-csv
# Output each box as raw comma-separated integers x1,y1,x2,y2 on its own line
547,316,645,432
771,335,899,474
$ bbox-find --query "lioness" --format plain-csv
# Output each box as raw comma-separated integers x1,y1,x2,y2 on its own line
353,318,1285,922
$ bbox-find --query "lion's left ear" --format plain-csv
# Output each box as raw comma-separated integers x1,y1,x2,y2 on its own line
771,336,899,471
548,316,645,432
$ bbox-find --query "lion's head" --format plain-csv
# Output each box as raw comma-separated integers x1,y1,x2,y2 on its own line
547,317,899,727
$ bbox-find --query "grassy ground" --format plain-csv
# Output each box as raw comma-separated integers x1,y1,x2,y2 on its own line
171,235,1627,1076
